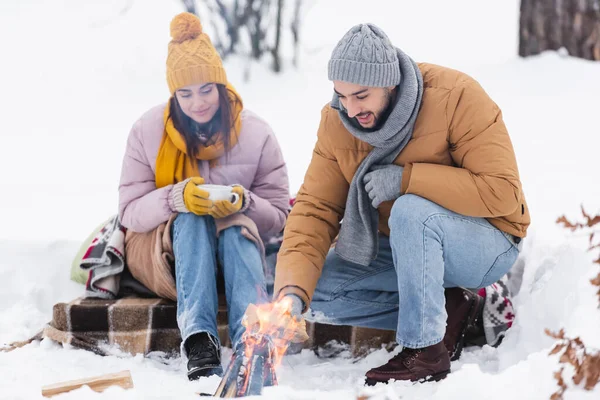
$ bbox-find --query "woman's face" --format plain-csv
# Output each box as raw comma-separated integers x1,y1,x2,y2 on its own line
175,83,220,124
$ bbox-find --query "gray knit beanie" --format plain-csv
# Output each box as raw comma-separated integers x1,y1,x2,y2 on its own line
328,23,400,87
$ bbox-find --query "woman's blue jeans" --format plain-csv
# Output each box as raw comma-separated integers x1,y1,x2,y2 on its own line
172,213,266,351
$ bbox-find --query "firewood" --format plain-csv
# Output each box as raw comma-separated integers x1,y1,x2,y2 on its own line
41,370,133,397
213,337,277,397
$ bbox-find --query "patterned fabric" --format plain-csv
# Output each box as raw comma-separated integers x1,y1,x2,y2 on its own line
478,275,515,346
3,296,392,358
80,216,127,299
5,281,514,357
43,297,210,356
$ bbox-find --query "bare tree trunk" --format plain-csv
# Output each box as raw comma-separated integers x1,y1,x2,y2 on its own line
519,0,600,61
271,0,284,72
291,0,302,67
221,0,240,56
185,0,305,75
248,0,276,61
181,0,196,14
248,0,266,60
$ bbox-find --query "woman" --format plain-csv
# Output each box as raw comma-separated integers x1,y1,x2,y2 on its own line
118,13,289,380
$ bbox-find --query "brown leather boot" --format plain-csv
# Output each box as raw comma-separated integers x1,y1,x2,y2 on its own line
443,287,485,361
365,341,450,385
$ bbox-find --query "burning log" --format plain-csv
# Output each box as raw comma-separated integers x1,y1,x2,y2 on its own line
213,335,278,397
211,298,308,397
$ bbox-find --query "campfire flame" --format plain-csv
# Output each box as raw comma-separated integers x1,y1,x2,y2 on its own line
241,295,303,367
213,297,306,397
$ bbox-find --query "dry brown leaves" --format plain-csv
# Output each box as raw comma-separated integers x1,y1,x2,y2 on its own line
546,329,600,399
556,206,600,303
548,206,600,399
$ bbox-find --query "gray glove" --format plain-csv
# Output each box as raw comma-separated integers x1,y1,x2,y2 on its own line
286,294,305,316
363,165,404,208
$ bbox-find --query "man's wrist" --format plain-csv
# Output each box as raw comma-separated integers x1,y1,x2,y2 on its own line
286,294,305,316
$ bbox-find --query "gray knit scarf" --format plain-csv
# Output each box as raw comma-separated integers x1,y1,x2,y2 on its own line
332,48,423,266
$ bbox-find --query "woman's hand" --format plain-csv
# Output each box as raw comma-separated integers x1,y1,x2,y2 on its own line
209,185,245,219
183,177,213,215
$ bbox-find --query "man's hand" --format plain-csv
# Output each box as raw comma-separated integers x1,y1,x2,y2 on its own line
287,294,304,317
363,165,404,208
243,295,309,343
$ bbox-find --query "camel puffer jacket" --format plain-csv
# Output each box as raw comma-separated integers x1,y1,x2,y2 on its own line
275,63,530,308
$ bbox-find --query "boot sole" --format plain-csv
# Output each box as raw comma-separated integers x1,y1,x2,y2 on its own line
450,291,485,361
188,364,224,381
419,369,450,383
364,369,451,386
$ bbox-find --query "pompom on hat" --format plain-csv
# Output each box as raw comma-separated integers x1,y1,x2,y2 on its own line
166,12,227,94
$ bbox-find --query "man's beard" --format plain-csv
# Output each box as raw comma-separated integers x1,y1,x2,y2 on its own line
353,89,397,132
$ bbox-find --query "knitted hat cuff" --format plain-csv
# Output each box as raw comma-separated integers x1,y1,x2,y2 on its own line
328,58,401,87
167,65,228,94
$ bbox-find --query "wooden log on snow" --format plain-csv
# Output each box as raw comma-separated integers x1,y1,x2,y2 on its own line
41,370,133,397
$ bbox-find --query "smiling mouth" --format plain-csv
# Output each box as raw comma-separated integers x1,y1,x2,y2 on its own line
356,113,373,124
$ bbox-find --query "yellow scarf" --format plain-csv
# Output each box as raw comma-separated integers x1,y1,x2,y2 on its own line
155,83,243,188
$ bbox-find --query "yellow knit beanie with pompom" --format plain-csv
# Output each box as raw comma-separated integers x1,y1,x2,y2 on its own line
166,12,227,94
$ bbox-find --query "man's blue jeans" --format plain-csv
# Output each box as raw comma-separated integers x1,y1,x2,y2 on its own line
309,194,519,349
172,213,266,351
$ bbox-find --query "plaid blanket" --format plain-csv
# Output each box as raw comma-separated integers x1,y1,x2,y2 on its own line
4,272,518,358
3,278,517,358
41,297,217,356
1,296,392,358
80,215,127,299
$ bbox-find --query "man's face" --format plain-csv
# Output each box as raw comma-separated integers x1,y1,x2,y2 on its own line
333,81,396,129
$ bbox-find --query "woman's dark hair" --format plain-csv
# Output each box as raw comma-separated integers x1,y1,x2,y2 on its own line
168,83,238,160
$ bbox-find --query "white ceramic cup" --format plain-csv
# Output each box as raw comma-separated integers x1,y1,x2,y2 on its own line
197,184,240,204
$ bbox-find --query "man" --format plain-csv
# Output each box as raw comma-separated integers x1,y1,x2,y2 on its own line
273,23,529,384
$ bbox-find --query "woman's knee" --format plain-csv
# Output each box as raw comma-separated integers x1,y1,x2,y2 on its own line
220,227,263,272
220,226,252,251
174,213,214,234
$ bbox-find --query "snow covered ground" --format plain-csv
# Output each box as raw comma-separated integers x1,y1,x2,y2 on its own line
1,0,599,399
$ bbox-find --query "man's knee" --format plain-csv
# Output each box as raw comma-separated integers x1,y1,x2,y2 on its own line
312,273,334,302
389,194,445,232
311,251,344,302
